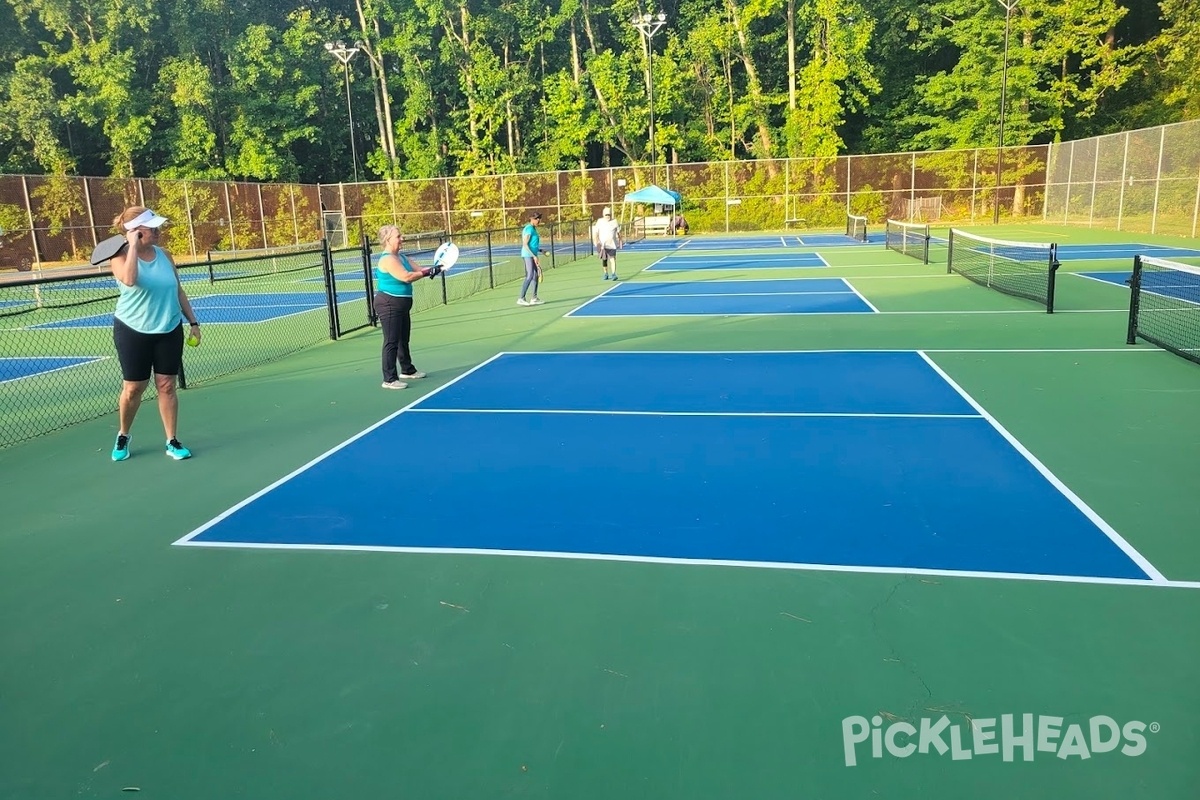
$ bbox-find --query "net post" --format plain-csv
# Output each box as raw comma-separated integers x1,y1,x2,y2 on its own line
1046,243,1059,313
206,250,215,283
1126,255,1142,345
177,358,188,391
486,231,495,289
947,230,955,274
922,227,930,264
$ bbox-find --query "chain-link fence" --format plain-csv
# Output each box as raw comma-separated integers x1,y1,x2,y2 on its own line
4,120,1195,279
1043,118,1200,237
0,219,592,449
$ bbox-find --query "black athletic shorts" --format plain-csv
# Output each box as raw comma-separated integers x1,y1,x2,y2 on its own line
113,318,184,381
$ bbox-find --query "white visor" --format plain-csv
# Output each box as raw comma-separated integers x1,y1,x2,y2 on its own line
123,209,168,231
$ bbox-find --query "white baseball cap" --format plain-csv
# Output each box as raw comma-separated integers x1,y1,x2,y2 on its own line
123,209,168,230
602,207,611,216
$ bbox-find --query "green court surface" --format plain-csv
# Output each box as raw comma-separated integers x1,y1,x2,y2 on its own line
2,223,1199,799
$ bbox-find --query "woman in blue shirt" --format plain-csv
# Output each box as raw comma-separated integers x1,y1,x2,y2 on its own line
108,206,202,462
374,225,444,389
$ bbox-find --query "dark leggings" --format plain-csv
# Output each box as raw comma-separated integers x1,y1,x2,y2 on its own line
375,292,415,381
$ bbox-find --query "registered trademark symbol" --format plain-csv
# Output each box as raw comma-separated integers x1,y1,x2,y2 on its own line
1149,722,1160,733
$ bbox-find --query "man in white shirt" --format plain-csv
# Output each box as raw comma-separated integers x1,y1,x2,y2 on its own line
592,207,623,281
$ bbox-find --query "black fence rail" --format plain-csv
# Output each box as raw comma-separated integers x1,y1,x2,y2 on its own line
0,219,592,449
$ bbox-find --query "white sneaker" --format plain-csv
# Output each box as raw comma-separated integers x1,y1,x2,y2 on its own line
381,380,408,390
400,371,426,379
528,297,544,305
517,298,530,306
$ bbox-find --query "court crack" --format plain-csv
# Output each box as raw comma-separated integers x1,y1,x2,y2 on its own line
870,576,933,702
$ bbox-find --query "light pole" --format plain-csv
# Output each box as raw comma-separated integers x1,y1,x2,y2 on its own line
631,11,668,187
993,0,1018,224
325,40,361,183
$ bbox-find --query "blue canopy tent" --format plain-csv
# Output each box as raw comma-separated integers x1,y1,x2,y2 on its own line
621,185,684,235
623,185,678,207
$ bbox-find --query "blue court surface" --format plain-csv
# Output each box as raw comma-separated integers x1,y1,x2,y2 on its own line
645,253,829,271
567,278,876,317
0,355,107,384
1054,243,1200,261
30,291,367,329
180,350,1158,584
1076,270,1200,303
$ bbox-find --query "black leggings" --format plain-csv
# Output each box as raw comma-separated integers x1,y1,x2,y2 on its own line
375,292,415,381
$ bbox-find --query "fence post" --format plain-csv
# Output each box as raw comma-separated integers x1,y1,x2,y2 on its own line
1150,126,1166,235
1193,158,1200,238
257,183,269,248
83,177,98,251
290,185,300,245
1117,131,1130,231
20,176,42,271
362,234,378,326
321,238,339,341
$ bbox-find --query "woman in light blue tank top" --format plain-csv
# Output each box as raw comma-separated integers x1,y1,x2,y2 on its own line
107,206,202,462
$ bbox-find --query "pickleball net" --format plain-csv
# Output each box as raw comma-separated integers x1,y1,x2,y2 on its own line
885,219,930,263
947,229,1060,312
1126,255,1200,365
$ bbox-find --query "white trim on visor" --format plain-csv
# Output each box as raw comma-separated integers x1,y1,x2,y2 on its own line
123,209,168,230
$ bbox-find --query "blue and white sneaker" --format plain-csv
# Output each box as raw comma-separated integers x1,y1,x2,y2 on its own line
111,434,131,462
165,438,192,460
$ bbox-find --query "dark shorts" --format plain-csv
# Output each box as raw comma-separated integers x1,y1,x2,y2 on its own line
113,318,184,381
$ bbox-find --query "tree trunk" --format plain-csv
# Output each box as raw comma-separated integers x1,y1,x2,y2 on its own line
571,19,589,211
787,0,796,110
726,0,776,170
579,0,634,162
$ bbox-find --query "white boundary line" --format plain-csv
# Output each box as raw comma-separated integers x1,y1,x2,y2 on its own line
594,290,856,299
168,542,1200,590
495,347,1156,355
599,276,863,286
171,352,507,546
409,408,980,419
1070,271,1129,289
562,310,876,319
841,278,880,313
561,308,1127,319
563,278,866,317
916,350,1168,583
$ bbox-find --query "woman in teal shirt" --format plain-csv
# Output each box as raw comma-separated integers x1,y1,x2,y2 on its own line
108,206,202,462
374,225,445,389
517,211,544,305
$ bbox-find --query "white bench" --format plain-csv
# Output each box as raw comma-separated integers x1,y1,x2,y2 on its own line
639,215,673,235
